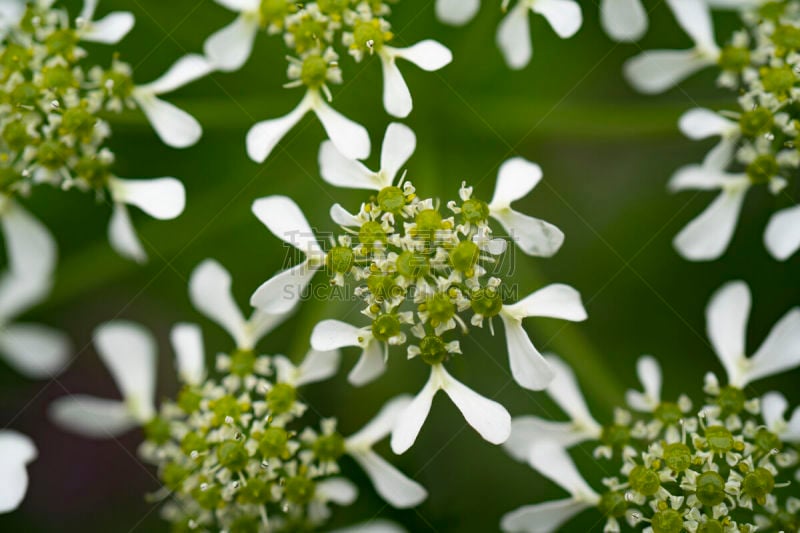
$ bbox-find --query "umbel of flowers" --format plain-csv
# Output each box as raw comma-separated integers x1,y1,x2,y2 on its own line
625,0,800,262
1,0,211,262
48,259,425,532
501,281,800,533
250,123,588,454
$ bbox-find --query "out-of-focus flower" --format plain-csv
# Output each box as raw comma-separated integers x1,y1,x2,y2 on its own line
0,430,37,514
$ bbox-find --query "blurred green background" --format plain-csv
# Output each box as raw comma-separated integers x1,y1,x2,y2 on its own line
1,1,799,531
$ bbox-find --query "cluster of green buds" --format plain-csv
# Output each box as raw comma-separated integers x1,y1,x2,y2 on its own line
250,123,587,454
624,1,800,262
502,281,800,533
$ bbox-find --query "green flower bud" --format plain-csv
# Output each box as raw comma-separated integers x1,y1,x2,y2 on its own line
377,186,406,214
177,386,203,413
651,509,683,533
450,241,480,274
426,293,455,325
284,476,316,505
705,425,734,455
367,274,397,301
359,220,386,248
397,250,429,279
746,154,779,184
461,198,489,224
654,402,683,425
470,287,503,318
300,54,329,89
267,383,297,415
327,245,355,274
180,431,209,456
144,416,171,445
663,442,692,473
230,349,256,377
742,467,774,505
313,433,345,462
352,19,390,52
760,65,796,97
696,470,726,506
259,0,293,27
597,491,627,518
217,441,249,471
629,465,660,496
371,313,401,342
258,427,289,458
419,335,449,365
738,108,773,138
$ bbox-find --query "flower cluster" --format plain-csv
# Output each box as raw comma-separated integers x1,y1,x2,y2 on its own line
250,123,587,454
625,1,800,261
203,0,452,164
501,280,800,532
1,0,211,262
48,259,425,531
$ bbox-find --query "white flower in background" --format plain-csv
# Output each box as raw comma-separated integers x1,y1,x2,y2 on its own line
320,122,416,192
761,392,800,443
0,430,37,514
0,200,70,378
765,204,800,261
705,281,800,390
600,0,647,42
344,395,428,508
107,176,186,264
311,319,392,387
624,355,664,413
504,355,601,462
169,322,207,387
203,0,262,72
677,107,741,172
75,0,135,44
132,54,212,149
390,362,511,454
49,321,158,437
501,441,602,533
330,520,407,533
625,0,719,93
250,195,325,314
497,0,582,70
498,284,587,391
435,0,481,26
272,347,341,389
0,0,25,39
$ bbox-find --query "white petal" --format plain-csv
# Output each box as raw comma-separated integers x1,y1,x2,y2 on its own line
0,323,70,379
247,95,313,163
679,108,735,140
625,50,715,94
665,0,716,49
532,0,583,38
390,370,439,454
311,319,363,350
0,464,29,514
381,56,412,119
497,5,532,70
601,0,647,42
634,355,662,406
350,450,427,508
0,200,56,278
439,364,511,444
80,12,134,44
381,123,417,184
79,0,99,21
703,138,737,171
188,259,247,347
319,141,380,190
765,204,800,261
251,195,322,254
347,395,413,448
313,97,371,160
316,477,358,506
109,177,185,220
349,340,387,387
492,209,564,257
0,2,25,34
0,431,36,466
138,54,212,95
501,498,590,533
785,407,800,441
491,157,543,208
544,356,597,428
761,392,788,432
500,315,555,391
213,0,259,10
668,165,728,192
746,308,800,385
0,273,50,324
504,416,589,462
528,441,597,499
247,309,290,347
504,284,587,321
391,40,453,71
249,261,319,314
108,203,147,263
203,14,259,71
135,94,202,148
49,395,139,438
329,520,406,533
94,321,157,422
706,281,750,387
295,348,340,386
330,203,364,227
435,0,480,26
673,187,747,261
170,323,205,386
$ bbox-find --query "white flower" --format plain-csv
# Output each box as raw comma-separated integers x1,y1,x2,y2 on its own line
435,0,481,26
504,355,601,461
132,54,212,148
0,200,70,378
0,0,26,39
320,122,416,191
499,284,587,391
107,176,186,263
49,321,158,437
678,108,740,171
311,319,388,386
624,0,720,94
760,392,800,443
600,0,647,42
345,395,428,508
488,157,564,257
764,204,800,261
0,430,37,514
330,520,407,533
706,281,800,389
203,0,261,72
250,196,326,314
247,90,370,164
378,40,452,118
189,258,291,351
76,0,135,44
169,322,206,386
501,441,600,533
273,347,341,388
625,355,663,412
497,0,582,70
390,363,511,454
